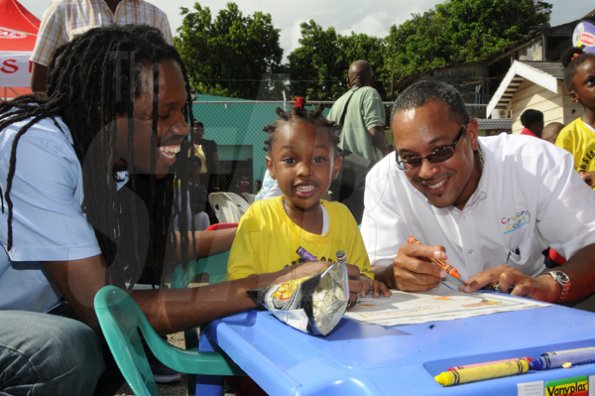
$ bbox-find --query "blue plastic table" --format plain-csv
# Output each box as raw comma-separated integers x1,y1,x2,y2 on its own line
198,303,595,395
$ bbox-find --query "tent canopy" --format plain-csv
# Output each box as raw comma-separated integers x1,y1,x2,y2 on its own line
0,0,40,98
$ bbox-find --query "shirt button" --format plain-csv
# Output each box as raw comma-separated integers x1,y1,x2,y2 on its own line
467,249,473,255
461,215,466,220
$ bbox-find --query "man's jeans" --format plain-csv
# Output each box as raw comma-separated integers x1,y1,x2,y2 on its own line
0,311,104,396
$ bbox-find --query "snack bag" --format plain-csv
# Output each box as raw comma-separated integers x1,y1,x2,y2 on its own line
248,260,349,336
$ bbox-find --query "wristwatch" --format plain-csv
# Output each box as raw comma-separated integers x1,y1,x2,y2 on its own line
548,270,571,303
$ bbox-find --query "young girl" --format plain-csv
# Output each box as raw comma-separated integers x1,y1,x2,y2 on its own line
555,47,595,189
226,101,390,298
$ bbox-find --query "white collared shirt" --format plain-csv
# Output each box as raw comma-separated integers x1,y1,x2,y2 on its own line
361,133,595,280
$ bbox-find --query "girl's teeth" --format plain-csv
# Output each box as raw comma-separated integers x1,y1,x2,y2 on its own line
297,185,314,192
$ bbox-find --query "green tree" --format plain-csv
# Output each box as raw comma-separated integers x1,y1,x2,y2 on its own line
382,0,551,97
175,2,283,99
287,21,385,100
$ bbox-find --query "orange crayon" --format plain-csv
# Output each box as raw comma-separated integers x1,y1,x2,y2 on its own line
407,236,462,279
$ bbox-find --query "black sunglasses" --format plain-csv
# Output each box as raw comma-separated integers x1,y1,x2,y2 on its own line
396,124,467,172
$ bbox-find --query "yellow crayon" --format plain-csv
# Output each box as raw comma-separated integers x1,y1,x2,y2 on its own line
434,358,529,386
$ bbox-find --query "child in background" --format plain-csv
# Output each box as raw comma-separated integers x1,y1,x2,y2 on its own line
227,102,390,298
556,47,595,189
542,122,564,144
519,109,544,138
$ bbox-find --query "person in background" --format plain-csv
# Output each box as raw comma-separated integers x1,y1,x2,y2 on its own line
189,121,220,224
542,121,565,144
1,25,334,394
519,109,544,138
327,60,390,222
254,168,283,200
555,47,595,189
30,0,172,92
362,80,595,305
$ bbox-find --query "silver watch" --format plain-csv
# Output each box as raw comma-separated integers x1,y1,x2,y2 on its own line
548,270,570,303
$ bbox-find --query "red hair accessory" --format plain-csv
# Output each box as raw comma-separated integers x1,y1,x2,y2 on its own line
571,51,582,62
293,96,305,109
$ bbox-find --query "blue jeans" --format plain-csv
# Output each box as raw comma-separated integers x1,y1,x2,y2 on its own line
0,310,104,396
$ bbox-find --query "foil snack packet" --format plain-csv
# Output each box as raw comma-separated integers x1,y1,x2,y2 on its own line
247,260,349,336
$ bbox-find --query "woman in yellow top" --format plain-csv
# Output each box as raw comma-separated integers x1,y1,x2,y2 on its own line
226,101,390,299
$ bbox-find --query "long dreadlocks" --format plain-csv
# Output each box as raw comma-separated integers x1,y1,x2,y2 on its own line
0,25,195,287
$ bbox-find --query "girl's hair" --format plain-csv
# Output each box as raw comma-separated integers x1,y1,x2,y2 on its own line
0,25,194,287
262,98,340,153
562,46,595,90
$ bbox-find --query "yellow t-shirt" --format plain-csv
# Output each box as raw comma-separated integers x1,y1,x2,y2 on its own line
226,196,374,280
555,117,595,190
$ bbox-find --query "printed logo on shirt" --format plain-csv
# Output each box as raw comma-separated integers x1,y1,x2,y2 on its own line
578,150,595,172
500,210,530,234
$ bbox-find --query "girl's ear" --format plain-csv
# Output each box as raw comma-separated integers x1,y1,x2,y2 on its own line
332,152,342,180
265,156,276,179
569,90,580,104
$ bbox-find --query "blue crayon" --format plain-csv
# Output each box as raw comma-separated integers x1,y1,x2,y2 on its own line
296,246,317,262
529,346,595,370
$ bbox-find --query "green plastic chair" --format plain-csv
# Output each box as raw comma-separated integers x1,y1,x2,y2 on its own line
170,250,230,289
170,250,232,394
94,285,242,396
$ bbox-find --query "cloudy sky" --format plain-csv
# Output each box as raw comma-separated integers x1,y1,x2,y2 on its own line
18,0,595,58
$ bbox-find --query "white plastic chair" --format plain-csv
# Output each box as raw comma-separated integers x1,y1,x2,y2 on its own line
208,192,249,223
241,192,255,204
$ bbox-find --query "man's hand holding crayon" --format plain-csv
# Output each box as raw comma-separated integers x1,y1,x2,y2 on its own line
374,235,467,292
407,236,464,284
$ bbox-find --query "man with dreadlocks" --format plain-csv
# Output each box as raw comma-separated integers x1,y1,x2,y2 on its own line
0,25,334,394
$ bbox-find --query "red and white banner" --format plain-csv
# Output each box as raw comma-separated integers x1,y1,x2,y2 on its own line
0,50,31,86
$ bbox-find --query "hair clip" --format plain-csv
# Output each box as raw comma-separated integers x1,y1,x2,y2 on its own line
293,96,305,109
571,52,582,62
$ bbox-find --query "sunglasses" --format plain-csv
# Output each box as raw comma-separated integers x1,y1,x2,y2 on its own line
396,124,467,172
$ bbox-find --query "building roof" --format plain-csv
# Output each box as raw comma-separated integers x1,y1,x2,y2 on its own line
477,118,512,131
486,60,564,118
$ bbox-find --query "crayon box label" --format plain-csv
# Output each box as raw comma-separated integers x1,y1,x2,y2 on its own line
545,376,588,396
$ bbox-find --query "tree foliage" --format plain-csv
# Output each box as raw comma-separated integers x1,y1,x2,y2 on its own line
174,0,552,101
174,2,283,99
382,0,552,94
287,21,385,100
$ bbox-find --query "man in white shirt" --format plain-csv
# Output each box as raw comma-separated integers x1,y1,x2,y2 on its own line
363,80,595,304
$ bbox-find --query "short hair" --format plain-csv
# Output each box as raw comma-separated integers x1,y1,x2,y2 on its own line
562,46,595,90
520,109,544,128
391,80,469,125
262,101,340,154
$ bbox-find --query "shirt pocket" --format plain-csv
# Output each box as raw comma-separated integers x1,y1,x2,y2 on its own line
502,228,543,273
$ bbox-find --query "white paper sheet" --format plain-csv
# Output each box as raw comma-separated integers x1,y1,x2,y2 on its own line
344,283,550,327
